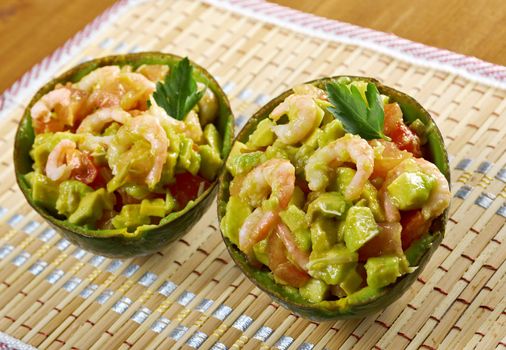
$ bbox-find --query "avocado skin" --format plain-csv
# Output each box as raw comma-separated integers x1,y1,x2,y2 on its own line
217,76,449,320
14,52,234,258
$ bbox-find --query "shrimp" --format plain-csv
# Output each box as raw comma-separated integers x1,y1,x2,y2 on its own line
45,139,77,182
276,222,309,271
269,94,322,145
126,115,168,188
75,66,121,91
292,84,328,100
136,64,169,82
76,107,131,134
238,208,279,256
239,159,295,209
197,83,218,126
305,133,375,201
380,158,451,222
30,87,88,134
147,101,203,143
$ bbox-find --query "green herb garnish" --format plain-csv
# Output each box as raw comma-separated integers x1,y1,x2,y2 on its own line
153,57,204,121
326,81,389,140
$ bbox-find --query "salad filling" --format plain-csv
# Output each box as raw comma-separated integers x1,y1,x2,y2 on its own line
24,58,224,232
221,78,451,304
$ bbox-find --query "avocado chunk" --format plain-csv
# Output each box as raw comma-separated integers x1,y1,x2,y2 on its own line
124,184,150,200
220,196,251,246
299,278,329,303
387,172,435,210
365,255,406,289
203,123,222,154
307,244,358,285
177,137,201,176
56,180,93,217
140,198,166,218
29,173,60,211
252,238,269,266
339,265,363,295
279,205,311,252
306,192,349,222
288,186,305,209
343,206,379,252
198,145,223,181
310,217,337,252
111,204,150,230
405,233,434,266
68,188,114,226
226,151,263,177
318,119,345,148
247,118,276,148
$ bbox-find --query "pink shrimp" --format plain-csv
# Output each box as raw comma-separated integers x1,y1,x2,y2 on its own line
305,133,375,201
238,208,279,256
76,107,131,134
45,139,77,182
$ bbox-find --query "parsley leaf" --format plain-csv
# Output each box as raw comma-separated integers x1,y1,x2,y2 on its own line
152,57,204,121
326,81,389,140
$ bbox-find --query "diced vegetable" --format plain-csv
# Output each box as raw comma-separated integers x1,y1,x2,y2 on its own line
343,206,379,252
310,217,337,253
68,188,114,226
279,205,311,252
299,278,329,303
387,172,434,210
140,198,166,217
226,151,263,177
247,119,276,148
306,192,349,222
220,196,251,246
364,255,407,289
29,173,60,211
253,238,269,266
56,180,93,217
198,145,223,181
203,123,222,154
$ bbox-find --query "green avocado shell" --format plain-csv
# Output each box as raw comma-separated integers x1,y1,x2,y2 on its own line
14,52,234,258
217,76,450,321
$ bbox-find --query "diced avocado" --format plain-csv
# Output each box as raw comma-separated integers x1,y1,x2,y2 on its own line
306,192,349,222
220,196,251,246
337,219,346,242
103,122,121,136
339,265,363,295
279,205,311,252
140,198,166,217
165,192,177,213
310,217,337,252
253,238,269,266
247,119,276,148
294,144,314,175
302,128,322,149
203,123,222,154
343,206,379,252
307,244,358,285
177,137,201,176
159,151,179,185
318,119,345,148
334,167,355,195
299,278,329,303
124,184,150,200
227,141,248,160
68,188,114,226
409,119,430,145
387,172,435,210
365,255,404,289
111,204,150,230
199,145,223,181
361,182,385,222
405,233,434,266
56,180,93,217
288,186,305,209
30,173,59,211
226,151,263,177
264,140,297,163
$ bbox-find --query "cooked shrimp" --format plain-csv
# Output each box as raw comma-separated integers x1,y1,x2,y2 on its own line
75,66,121,91
76,107,131,134
239,208,279,255
45,139,77,181
147,101,203,143
305,133,374,201
292,84,328,100
136,64,169,82
30,87,88,134
269,94,322,145
277,222,309,271
127,115,168,188
380,158,451,222
197,83,218,126
239,159,295,209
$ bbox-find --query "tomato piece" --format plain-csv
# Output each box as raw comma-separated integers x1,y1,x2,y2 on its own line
400,210,432,249
359,222,403,261
68,151,98,185
384,103,422,157
168,172,211,208
267,232,310,288
370,139,412,179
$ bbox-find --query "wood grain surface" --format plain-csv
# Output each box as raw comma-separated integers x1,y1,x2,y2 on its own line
1,0,505,93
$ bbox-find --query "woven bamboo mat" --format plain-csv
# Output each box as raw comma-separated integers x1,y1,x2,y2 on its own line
1,0,505,349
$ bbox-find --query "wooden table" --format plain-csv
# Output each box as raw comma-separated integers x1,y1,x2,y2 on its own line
1,0,505,93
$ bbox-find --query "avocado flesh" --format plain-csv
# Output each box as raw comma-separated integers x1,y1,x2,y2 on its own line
14,52,234,257
217,76,449,320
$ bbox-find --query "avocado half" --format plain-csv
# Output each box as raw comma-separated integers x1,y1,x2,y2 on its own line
217,76,450,320
14,52,234,258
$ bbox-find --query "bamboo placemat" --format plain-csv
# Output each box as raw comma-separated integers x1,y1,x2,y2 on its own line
1,0,505,349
